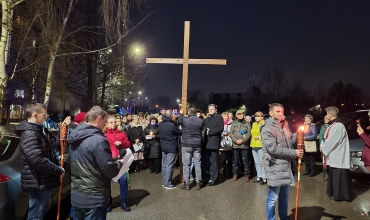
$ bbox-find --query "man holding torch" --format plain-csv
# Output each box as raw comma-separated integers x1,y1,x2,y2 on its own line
261,103,304,220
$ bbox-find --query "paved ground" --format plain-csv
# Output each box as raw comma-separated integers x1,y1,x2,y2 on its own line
107,166,370,220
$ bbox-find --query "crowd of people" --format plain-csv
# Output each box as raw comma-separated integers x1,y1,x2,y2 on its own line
15,102,370,220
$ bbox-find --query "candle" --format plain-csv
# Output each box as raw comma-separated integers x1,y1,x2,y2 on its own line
297,126,304,150
150,131,153,136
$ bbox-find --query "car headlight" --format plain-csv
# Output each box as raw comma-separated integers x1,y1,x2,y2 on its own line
351,151,363,158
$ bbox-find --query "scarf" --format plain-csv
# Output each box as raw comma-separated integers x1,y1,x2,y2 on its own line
223,118,230,125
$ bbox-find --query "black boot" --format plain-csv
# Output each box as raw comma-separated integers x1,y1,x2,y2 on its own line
120,200,131,212
154,158,161,174
149,160,154,173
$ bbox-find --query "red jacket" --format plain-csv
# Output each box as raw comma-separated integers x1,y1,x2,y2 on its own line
360,133,370,166
105,128,131,158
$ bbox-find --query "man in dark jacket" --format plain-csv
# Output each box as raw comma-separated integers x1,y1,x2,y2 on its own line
68,106,124,219
15,103,65,220
159,110,181,189
178,108,204,190
203,104,224,186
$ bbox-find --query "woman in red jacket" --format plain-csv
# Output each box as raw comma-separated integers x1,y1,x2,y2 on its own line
104,115,131,212
357,114,370,170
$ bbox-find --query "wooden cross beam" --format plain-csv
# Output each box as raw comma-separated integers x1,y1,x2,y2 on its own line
146,21,226,184
146,21,227,114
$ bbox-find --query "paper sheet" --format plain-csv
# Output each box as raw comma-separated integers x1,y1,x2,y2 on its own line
112,149,134,182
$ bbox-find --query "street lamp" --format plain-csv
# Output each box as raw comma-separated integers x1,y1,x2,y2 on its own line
141,97,147,112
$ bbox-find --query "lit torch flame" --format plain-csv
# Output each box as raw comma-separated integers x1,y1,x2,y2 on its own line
299,126,304,131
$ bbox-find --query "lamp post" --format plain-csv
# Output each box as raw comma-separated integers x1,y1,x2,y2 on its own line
176,99,181,111
141,97,147,112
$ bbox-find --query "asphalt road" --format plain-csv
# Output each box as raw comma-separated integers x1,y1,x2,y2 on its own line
46,166,370,220
44,195,71,220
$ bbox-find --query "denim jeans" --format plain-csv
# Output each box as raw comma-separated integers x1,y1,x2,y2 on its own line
74,206,107,220
252,148,266,180
182,147,201,184
162,152,176,186
208,149,219,182
118,172,128,205
27,189,52,220
266,185,290,220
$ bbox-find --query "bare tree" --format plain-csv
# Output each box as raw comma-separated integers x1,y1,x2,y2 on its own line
314,84,326,104
287,78,314,113
260,66,289,103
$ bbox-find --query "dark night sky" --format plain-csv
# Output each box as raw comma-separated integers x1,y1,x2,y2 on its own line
131,0,370,105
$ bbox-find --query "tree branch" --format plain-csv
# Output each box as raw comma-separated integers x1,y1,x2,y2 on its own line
56,11,153,57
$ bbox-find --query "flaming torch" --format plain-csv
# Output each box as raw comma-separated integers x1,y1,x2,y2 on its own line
295,126,305,220
57,123,68,220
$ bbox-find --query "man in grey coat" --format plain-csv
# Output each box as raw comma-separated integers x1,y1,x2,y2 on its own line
261,103,303,220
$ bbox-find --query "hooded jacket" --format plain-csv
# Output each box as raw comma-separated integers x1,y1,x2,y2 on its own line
159,115,181,153
15,121,63,192
68,123,122,208
261,117,297,187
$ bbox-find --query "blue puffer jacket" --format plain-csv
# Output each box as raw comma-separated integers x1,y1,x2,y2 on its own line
304,123,318,141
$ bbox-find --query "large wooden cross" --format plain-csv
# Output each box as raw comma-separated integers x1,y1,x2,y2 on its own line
146,21,227,114
146,21,226,183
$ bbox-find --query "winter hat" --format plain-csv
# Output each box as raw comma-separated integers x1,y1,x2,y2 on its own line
74,112,86,123
236,109,245,115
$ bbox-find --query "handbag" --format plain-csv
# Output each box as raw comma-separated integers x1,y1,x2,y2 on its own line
304,141,317,153
220,136,233,150
133,143,143,152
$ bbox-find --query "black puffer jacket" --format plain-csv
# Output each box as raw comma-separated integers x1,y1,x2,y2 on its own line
203,113,224,150
68,123,122,208
143,124,161,158
15,121,63,192
159,116,181,153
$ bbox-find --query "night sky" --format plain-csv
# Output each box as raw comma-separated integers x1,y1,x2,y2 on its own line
132,0,370,105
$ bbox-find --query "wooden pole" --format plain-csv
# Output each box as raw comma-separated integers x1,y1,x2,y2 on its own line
295,128,304,220
56,124,68,220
